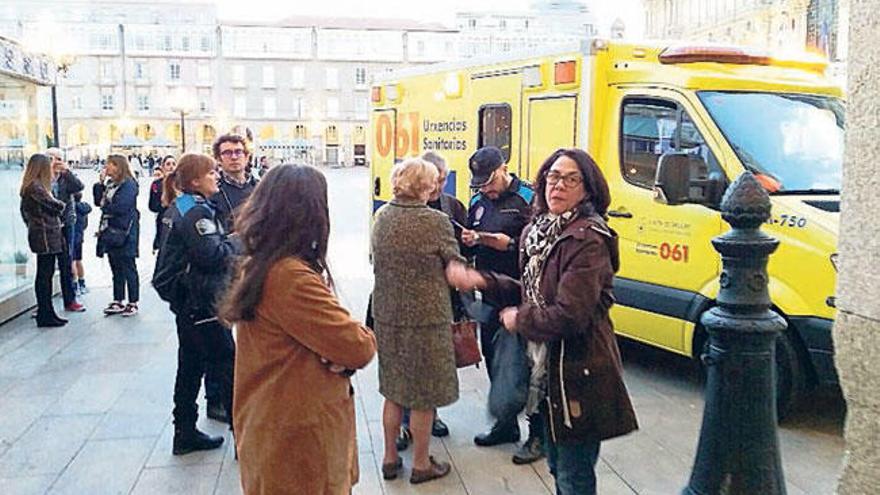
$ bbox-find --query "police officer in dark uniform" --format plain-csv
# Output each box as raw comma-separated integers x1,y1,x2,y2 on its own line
462,147,545,464
158,154,240,455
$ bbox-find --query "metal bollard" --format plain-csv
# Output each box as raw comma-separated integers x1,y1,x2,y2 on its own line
683,172,788,495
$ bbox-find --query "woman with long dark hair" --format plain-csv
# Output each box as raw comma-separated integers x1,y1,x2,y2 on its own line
95,154,140,317
447,148,638,495
20,154,68,327
148,154,176,252
221,165,375,494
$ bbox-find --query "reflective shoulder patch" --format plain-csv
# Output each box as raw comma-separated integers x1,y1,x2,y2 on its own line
590,224,612,237
195,218,217,236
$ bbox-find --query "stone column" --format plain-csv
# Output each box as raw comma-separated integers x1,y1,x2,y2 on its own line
834,0,880,492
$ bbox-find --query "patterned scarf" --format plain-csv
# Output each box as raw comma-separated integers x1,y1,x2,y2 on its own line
521,208,578,414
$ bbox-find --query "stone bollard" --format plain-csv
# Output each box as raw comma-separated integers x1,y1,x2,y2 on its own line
683,172,788,495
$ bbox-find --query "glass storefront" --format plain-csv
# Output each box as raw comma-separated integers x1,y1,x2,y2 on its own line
0,36,57,311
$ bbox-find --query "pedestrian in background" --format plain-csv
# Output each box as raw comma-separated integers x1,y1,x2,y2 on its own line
393,150,466,451
222,165,376,495
149,154,176,253
461,146,545,464
371,157,463,484
156,153,238,456
20,154,68,328
447,148,638,495
71,192,92,295
47,148,85,313
95,154,140,317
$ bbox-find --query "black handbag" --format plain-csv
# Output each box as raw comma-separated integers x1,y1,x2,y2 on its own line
99,219,132,249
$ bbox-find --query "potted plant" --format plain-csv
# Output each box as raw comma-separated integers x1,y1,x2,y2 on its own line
13,251,28,277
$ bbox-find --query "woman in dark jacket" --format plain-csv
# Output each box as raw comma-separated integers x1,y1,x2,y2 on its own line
148,155,176,252
20,154,68,327
447,148,638,495
96,154,140,317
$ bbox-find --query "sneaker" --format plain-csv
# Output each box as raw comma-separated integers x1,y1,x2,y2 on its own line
512,431,545,465
121,303,138,317
103,301,125,316
64,302,86,312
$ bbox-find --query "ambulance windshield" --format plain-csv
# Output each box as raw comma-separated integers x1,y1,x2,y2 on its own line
698,91,844,194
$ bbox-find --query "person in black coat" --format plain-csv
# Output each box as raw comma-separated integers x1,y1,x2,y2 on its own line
148,155,177,252
47,148,85,312
95,154,140,317
156,153,239,455
20,154,68,327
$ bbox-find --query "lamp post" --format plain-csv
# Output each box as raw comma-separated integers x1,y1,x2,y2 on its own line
169,88,194,155
50,55,76,149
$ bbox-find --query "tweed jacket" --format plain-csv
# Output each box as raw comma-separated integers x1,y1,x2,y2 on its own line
371,199,465,327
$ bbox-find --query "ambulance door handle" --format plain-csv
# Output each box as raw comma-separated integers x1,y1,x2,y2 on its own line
607,208,633,219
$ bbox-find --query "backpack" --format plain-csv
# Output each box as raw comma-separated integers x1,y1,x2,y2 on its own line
152,246,189,308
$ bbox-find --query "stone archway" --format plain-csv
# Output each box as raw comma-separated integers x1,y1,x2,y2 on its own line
165,123,182,144
134,123,156,141
259,124,277,141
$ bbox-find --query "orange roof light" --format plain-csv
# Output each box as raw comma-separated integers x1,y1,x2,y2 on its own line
554,60,576,85
659,45,772,66
371,86,382,103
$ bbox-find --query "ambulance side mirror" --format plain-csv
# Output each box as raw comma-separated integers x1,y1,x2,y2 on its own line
654,153,724,207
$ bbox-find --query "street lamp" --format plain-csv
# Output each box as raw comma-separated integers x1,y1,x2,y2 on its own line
169,87,194,154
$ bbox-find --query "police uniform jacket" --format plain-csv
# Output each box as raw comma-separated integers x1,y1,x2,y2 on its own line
162,193,240,317
211,173,257,233
467,174,533,278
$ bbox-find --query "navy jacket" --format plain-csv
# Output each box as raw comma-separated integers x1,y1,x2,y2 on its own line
210,173,257,233
96,178,140,258
160,193,240,317
466,174,534,278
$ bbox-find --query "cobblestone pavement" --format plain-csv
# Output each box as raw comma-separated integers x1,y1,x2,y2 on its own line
0,168,845,494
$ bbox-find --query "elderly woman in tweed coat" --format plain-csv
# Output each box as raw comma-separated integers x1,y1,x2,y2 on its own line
371,157,464,484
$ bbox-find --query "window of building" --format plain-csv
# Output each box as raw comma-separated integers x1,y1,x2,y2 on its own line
197,62,210,83
234,93,246,117
292,66,305,89
355,98,367,119
198,89,211,113
135,35,146,51
355,67,367,86
101,61,113,80
619,97,720,189
137,94,150,112
72,95,83,111
326,97,339,118
101,92,115,111
326,125,339,142
478,104,512,161
417,41,425,56
326,68,339,90
164,35,173,51
233,65,245,87
181,36,190,52
499,19,507,30
468,19,477,29
134,61,146,80
292,97,306,119
98,33,112,50
263,96,276,118
201,36,211,52
294,124,308,140
168,61,181,81
263,66,275,88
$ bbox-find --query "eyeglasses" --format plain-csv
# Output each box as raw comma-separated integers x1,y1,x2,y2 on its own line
545,170,583,188
219,149,246,158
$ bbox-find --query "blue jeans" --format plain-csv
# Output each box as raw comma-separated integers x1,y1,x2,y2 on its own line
543,422,601,495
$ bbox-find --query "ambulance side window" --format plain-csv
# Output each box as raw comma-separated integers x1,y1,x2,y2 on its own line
479,104,512,162
620,98,721,189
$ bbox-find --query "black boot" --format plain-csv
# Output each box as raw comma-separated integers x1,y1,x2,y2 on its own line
172,426,224,456
512,429,545,464
474,420,520,447
207,402,230,424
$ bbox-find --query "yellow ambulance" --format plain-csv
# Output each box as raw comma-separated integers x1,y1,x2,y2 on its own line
369,39,843,417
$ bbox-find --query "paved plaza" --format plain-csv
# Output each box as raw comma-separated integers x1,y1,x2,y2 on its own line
0,168,845,494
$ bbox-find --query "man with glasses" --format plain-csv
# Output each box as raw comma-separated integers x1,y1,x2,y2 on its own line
201,134,257,424
460,146,544,464
211,134,258,233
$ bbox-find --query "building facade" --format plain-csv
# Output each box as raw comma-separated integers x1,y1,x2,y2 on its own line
643,0,847,80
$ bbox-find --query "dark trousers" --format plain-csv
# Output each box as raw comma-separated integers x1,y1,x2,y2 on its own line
107,253,139,303
35,253,60,322
480,313,500,380
60,223,77,302
172,314,235,430
544,424,600,495
203,362,221,405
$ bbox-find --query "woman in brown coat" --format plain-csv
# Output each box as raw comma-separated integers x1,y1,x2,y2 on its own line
371,157,464,484
448,148,638,495
221,165,376,495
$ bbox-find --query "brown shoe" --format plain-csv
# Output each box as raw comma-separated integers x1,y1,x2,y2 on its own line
410,456,451,484
382,457,403,480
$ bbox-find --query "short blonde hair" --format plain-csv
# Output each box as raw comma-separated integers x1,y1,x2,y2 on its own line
391,158,438,200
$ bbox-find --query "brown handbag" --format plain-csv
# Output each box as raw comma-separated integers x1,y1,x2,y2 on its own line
451,320,481,368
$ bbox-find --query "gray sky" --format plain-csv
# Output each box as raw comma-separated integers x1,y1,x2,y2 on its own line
215,0,646,37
